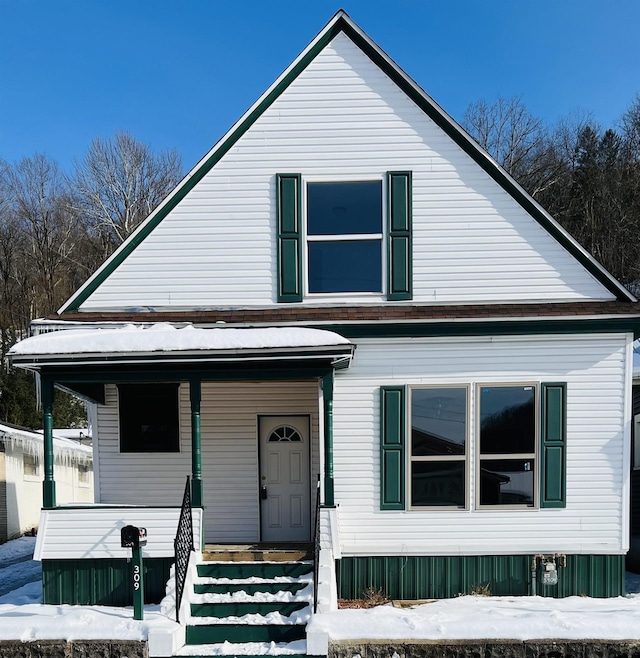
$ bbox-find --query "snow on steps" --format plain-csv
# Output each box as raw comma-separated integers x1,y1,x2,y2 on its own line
175,640,308,657
181,559,314,657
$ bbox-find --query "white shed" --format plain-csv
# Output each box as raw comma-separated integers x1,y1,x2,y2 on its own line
0,422,93,542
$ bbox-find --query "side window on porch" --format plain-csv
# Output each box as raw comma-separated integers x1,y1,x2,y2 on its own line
118,383,180,453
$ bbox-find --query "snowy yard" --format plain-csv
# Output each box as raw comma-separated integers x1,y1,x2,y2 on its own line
2,537,640,642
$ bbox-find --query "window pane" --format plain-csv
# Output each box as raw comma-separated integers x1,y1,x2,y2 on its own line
119,383,180,453
411,388,466,456
480,386,535,454
480,459,535,506
23,454,39,477
411,461,465,507
308,241,382,293
307,181,382,235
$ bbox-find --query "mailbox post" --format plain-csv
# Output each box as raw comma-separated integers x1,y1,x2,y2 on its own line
121,525,147,620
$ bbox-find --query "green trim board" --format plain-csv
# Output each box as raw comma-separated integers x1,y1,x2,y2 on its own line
336,554,625,599
32,365,334,387
42,557,172,606
60,11,632,313
318,316,640,339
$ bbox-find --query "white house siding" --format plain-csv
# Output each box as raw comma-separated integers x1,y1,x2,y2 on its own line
78,32,612,312
96,384,191,505
34,507,203,560
96,380,320,543
332,333,631,557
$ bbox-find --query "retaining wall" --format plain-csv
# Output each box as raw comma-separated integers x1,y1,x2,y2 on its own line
329,640,640,658
0,641,147,658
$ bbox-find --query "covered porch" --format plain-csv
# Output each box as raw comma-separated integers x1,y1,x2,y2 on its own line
9,324,353,554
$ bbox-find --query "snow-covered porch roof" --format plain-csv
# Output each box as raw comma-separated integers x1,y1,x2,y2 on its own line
7,323,355,370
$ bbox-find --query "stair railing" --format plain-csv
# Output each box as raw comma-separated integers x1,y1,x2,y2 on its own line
313,475,321,613
174,476,194,623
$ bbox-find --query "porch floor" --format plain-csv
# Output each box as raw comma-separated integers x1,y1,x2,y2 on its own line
202,543,313,562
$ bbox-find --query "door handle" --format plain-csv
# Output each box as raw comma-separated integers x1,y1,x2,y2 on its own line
260,485,268,500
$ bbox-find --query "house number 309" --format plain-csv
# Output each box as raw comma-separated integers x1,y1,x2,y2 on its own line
133,564,141,591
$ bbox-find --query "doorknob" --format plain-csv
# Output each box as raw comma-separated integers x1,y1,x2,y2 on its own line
260,485,268,500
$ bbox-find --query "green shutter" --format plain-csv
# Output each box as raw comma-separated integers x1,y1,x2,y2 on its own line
276,174,302,302
540,382,567,508
386,171,412,301
380,386,406,510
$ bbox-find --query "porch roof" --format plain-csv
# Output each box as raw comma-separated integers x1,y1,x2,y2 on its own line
8,323,354,370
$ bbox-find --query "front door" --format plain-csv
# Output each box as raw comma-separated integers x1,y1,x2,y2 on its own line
259,415,311,542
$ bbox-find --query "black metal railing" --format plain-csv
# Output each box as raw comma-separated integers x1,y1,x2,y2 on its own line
313,476,321,613
174,476,194,623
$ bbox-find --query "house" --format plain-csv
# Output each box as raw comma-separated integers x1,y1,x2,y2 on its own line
7,9,640,655
0,422,93,543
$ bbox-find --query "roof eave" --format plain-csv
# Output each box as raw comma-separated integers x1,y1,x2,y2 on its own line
9,344,355,371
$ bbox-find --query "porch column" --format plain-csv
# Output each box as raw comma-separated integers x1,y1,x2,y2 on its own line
322,372,334,507
41,376,56,508
190,378,203,507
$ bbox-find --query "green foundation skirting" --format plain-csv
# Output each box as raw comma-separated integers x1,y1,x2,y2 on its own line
42,557,173,606
336,554,625,599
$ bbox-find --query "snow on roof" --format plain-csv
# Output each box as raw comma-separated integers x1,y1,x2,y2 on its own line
9,324,351,357
0,423,92,460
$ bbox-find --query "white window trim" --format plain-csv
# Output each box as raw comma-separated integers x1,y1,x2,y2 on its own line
407,384,470,511
475,382,539,511
302,176,387,299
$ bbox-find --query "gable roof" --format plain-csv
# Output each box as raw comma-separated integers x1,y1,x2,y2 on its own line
59,10,635,313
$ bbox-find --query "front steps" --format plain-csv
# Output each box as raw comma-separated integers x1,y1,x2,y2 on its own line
177,546,313,658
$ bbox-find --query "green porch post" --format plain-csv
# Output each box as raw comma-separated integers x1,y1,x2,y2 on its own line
42,377,56,509
322,372,335,507
190,378,203,508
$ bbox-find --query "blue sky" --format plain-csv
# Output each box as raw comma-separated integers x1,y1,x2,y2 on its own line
1,0,638,173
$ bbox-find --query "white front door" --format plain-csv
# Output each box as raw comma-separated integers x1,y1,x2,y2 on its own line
259,415,311,542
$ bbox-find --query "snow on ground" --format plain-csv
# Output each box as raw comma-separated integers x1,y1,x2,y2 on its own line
0,537,40,597
308,590,640,641
3,536,640,642
0,536,35,565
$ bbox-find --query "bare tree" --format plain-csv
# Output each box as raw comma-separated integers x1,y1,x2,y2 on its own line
73,131,182,259
462,96,576,200
7,154,80,318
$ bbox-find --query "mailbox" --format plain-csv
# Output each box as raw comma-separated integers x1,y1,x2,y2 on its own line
121,525,147,549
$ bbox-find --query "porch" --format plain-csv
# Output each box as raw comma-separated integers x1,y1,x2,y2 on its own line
9,324,353,538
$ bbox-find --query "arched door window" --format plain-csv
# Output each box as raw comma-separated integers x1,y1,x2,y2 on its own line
268,425,302,442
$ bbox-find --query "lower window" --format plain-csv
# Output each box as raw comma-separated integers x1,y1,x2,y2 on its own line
118,383,180,453
409,386,468,508
381,381,565,512
478,385,536,507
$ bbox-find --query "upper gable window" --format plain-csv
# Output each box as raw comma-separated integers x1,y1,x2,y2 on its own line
306,181,383,294
276,172,411,303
